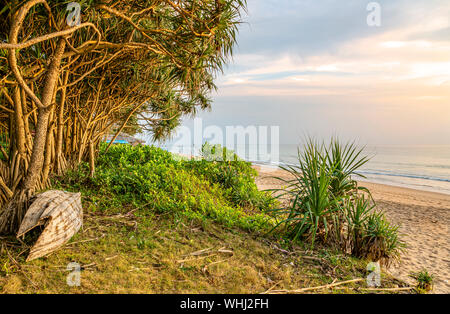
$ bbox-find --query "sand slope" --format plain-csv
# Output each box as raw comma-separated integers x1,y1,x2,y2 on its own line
254,166,450,293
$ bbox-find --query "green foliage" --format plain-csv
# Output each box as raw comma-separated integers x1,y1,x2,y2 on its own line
0,0,248,141
269,141,339,246
325,139,372,198
362,211,404,262
184,143,276,211
345,197,404,262
54,143,274,232
343,195,374,255
410,269,434,293
199,142,240,162
269,138,404,264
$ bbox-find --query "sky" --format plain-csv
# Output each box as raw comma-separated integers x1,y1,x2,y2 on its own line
160,0,450,146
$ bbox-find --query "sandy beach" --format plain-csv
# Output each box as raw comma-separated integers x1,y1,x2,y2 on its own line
254,165,450,294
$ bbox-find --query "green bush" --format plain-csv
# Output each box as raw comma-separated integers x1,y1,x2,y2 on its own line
54,143,275,232
183,143,276,211
269,141,339,246
344,196,404,263
270,138,404,264
325,138,372,198
410,269,434,293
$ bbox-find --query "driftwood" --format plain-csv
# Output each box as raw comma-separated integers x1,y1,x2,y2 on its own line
17,190,83,261
264,278,365,294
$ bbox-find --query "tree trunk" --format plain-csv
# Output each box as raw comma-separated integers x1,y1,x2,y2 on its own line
0,38,67,234
23,38,66,191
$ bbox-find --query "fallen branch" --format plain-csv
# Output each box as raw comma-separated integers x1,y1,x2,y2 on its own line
128,266,152,272
359,287,415,292
81,262,97,270
105,255,118,261
202,256,233,272
65,233,105,247
177,254,217,264
178,247,233,263
300,255,323,262
184,247,213,257
261,281,282,294
217,247,234,254
267,278,365,294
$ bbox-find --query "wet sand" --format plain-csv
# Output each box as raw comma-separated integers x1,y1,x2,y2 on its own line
254,165,450,293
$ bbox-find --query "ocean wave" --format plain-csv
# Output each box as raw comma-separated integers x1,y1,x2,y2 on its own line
253,160,450,183
356,170,450,183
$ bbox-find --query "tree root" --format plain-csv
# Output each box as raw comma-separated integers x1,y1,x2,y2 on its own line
0,189,32,235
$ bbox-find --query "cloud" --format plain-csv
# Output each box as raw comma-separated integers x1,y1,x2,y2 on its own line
216,0,450,107
170,0,450,145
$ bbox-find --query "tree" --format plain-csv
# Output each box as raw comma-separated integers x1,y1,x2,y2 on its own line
0,0,246,233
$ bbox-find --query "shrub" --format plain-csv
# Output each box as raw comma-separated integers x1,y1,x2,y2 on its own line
361,211,404,264
342,195,375,255
54,143,275,232
410,269,434,293
269,141,339,246
184,143,276,211
325,138,372,198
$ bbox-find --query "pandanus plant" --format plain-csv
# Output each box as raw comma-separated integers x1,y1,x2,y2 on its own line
269,140,340,247
268,137,404,263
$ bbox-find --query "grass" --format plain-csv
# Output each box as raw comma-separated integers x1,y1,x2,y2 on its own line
0,211,405,293
0,143,409,293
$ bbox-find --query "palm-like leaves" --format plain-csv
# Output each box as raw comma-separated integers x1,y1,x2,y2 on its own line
268,138,403,263
269,140,339,247
325,139,371,198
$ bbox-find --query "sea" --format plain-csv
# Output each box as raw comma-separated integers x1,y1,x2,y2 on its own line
158,143,450,196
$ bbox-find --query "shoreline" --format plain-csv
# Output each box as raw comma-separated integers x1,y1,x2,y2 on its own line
169,151,450,196
252,163,450,201
253,164,450,294
357,177,450,197
251,161,450,197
